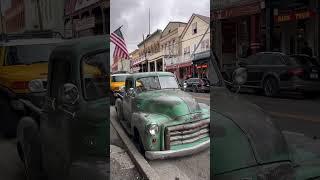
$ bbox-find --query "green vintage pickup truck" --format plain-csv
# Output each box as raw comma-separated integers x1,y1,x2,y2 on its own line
115,72,210,160
16,35,109,180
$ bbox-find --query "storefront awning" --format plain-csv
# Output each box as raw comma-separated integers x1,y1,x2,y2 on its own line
165,61,192,70
213,1,261,20
193,50,210,63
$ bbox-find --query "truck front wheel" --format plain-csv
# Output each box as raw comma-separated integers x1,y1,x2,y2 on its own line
0,95,19,138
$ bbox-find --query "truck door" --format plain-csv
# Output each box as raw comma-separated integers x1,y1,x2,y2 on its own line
77,50,108,157
123,78,134,121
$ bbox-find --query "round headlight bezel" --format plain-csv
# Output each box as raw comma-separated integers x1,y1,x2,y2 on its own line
147,124,159,135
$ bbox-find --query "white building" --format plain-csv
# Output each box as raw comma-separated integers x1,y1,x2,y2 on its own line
179,14,210,80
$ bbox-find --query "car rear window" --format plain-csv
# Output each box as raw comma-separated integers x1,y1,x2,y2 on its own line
112,75,126,82
289,56,320,67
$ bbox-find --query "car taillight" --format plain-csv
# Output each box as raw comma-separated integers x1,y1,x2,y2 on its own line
11,81,29,90
288,68,304,76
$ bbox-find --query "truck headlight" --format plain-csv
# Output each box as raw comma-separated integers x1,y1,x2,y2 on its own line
147,124,159,135
28,79,46,93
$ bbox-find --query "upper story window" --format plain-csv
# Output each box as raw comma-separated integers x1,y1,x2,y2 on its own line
192,22,197,34
184,46,190,55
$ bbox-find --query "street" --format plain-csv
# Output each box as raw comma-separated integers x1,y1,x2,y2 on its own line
236,89,320,138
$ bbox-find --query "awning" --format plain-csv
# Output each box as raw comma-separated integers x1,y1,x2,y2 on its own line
165,61,192,70
166,64,178,70
213,1,261,20
193,50,210,63
179,61,192,68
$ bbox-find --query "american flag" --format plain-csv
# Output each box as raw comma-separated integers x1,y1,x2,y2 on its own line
111,27,129,60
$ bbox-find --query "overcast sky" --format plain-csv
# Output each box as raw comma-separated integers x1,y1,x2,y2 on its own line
110,0,210,64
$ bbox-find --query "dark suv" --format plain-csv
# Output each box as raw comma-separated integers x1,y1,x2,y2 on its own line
184,78,210,93
224,52,320,97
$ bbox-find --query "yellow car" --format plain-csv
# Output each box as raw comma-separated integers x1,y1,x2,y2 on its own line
110,73,128,104
0,38,65,137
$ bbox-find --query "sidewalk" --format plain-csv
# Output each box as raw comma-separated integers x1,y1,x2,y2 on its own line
110,119,142,180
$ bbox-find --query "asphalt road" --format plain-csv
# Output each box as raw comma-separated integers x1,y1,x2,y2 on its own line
188,92,210,106
237,89,320,138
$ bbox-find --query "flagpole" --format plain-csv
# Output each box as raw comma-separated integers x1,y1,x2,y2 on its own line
148,8,151,35
143,34,147,72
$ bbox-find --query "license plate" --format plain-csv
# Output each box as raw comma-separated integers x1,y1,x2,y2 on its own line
310,73,319,79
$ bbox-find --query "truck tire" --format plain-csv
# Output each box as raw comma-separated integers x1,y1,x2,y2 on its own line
17,117,44,180
115,99,123,122
134,129,145,156
0,95,19,138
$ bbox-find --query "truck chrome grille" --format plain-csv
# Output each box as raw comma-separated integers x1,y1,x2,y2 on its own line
164,119,210,150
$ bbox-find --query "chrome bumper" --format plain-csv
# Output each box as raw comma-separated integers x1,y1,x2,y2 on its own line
145,140,210,160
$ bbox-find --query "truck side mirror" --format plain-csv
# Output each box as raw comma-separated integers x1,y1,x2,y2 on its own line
232,68,247,86
127,87,136,97
61,83,79,105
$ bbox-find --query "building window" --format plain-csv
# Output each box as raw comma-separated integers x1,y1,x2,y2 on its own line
205,39,210,49
184,46,190,55
201,41,205,51
192,22,197,34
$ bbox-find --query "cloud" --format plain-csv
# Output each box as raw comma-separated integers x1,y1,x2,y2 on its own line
110,0,210,64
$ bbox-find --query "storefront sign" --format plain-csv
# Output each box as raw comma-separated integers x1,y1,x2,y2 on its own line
196,64,208,69
213,1,261,19
274,10,316,23
75,0,99,11
75,17,95,31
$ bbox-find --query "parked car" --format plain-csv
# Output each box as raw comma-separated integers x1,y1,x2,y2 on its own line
110,73,129,105
209,51,320,179
16,35,109,180
184,77,210,93
0,35,65,137
224,52,320,97
115,72,210,160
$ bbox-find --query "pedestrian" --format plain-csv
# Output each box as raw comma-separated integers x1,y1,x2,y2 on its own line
301,41,313,57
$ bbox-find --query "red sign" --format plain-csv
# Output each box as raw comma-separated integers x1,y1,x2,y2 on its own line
196,64,208,69
274,10,316,23
213,1,261,19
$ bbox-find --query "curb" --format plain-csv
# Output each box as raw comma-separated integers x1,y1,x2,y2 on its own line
110,110,160,180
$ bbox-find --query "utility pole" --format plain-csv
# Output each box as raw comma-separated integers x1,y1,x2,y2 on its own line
36,0,43,31
266,0,273,51
143,34,146,72
0,0,5,36
148,8,151,35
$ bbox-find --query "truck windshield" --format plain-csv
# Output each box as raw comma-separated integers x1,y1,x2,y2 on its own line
82,51,109,100
6,44,59,65
159,75,179,89
135,75,179,92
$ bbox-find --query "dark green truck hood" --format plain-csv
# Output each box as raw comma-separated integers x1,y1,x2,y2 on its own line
133,89,201,119
212,88,290,165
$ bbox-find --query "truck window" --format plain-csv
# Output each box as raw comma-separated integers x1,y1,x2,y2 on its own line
82,51,109,101
49,60,71,104
125,78,133,91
